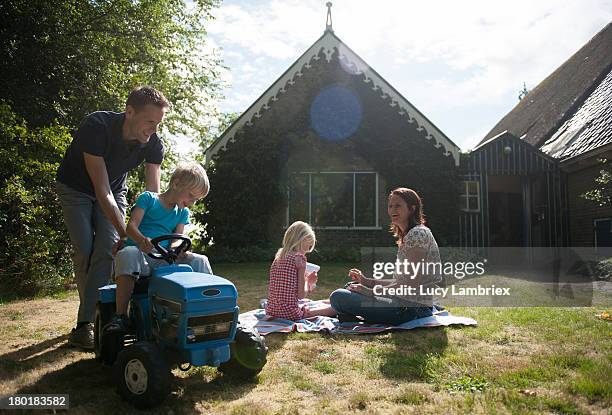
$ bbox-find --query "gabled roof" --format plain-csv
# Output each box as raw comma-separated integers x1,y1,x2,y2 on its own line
540,68,612,161
479,22,612,149
205,30,461,165
466,130,558,175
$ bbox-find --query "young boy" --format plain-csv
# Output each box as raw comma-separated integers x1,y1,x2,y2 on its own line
105,162,212,332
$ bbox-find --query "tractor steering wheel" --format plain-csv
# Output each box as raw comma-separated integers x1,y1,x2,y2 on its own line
147,234,192,264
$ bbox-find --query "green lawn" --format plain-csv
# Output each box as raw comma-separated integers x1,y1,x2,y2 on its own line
0,262,610,414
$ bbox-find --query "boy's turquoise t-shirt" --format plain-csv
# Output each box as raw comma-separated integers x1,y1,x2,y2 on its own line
125,191,190,247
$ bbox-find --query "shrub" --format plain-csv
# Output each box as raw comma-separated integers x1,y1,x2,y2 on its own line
0,103,73,297
199,244,360,264
594,257,612,280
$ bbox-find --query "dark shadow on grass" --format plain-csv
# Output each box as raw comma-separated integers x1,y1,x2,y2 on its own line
377,328,449,381
172,369,261,411
14,357,123,413
259,333,288,353
333,326,450,382
0,334,73,382
8,340,261,414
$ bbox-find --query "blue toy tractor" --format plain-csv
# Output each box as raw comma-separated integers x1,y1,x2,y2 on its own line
93,234,267,408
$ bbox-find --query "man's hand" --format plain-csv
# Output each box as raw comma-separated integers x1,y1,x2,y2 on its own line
112,239,125,256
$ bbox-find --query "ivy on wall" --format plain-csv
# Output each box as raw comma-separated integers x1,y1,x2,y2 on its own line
194,125,289,249
196,49,460,250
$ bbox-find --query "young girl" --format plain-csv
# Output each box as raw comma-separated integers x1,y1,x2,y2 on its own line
265,221,336,320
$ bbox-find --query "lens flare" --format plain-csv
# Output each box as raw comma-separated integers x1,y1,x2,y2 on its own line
309,85,362,141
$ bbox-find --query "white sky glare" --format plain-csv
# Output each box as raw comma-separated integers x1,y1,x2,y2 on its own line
202,0,612,151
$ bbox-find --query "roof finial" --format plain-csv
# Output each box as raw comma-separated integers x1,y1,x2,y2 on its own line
325,2,333,33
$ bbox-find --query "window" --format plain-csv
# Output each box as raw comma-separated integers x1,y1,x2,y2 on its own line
460,181,480,212
288,172,379,228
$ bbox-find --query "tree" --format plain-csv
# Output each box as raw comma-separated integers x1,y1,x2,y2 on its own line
0,0,224,296
0,0,223,141
0,103,73,296
581,158,611,207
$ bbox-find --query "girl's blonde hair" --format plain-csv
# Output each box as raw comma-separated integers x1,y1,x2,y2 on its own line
275,221,316,261
168,162,209,197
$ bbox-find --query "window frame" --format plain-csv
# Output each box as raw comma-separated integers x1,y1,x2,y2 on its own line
460,180,481,213
594,217,612,249
286,171,381,230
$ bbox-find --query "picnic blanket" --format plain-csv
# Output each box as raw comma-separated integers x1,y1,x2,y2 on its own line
240,300,477,335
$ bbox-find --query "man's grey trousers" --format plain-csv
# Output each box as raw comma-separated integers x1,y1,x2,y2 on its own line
55,181,127,324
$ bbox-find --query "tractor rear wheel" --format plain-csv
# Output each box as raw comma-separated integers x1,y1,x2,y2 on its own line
94,302,122,365
218,325,267,379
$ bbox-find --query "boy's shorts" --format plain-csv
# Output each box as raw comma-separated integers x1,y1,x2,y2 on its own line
114,246,213,278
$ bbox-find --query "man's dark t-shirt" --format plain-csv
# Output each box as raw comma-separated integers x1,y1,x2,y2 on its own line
57,111,164,196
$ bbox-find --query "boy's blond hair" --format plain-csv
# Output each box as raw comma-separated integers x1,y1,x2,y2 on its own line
275,221,316,261
168,162,209,197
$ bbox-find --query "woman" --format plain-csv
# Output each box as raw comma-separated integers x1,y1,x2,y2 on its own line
329,187,442,325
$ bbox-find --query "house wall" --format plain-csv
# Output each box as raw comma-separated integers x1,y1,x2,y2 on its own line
207,46,461,250
566,163,611,246
460,133,567,248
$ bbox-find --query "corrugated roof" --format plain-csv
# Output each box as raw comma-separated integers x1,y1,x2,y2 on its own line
478,22,612,149
540,68,612,160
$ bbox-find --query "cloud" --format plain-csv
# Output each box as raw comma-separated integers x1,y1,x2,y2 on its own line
208,2,321,59
204,0,612,150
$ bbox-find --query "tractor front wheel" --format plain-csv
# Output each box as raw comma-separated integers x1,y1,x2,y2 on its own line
114,341,171,409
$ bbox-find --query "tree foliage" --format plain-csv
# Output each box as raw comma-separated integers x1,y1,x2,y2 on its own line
0,0,222,140
0,103,73,296
582,158,611,207
193,125,288,249
0,0,223,296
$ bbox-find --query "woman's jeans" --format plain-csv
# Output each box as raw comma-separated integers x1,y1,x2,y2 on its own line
330,288,433,325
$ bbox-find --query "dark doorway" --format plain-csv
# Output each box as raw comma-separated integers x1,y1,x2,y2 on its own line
488,175,523,246
595,218,612,248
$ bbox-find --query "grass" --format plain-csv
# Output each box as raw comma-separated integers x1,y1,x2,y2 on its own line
0,261,610,414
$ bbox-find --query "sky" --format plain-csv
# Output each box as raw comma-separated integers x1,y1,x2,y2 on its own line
181,0,612,155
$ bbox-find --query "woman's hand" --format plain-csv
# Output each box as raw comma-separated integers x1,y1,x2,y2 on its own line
348,268,365,284
347,283,372,296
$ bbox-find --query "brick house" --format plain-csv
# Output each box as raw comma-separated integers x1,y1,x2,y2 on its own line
205,12,461,248
205,11,610,251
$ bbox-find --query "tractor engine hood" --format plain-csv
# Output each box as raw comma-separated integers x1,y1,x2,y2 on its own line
149,271,238,314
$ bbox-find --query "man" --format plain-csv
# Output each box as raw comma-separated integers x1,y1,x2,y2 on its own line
56,86,170,349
